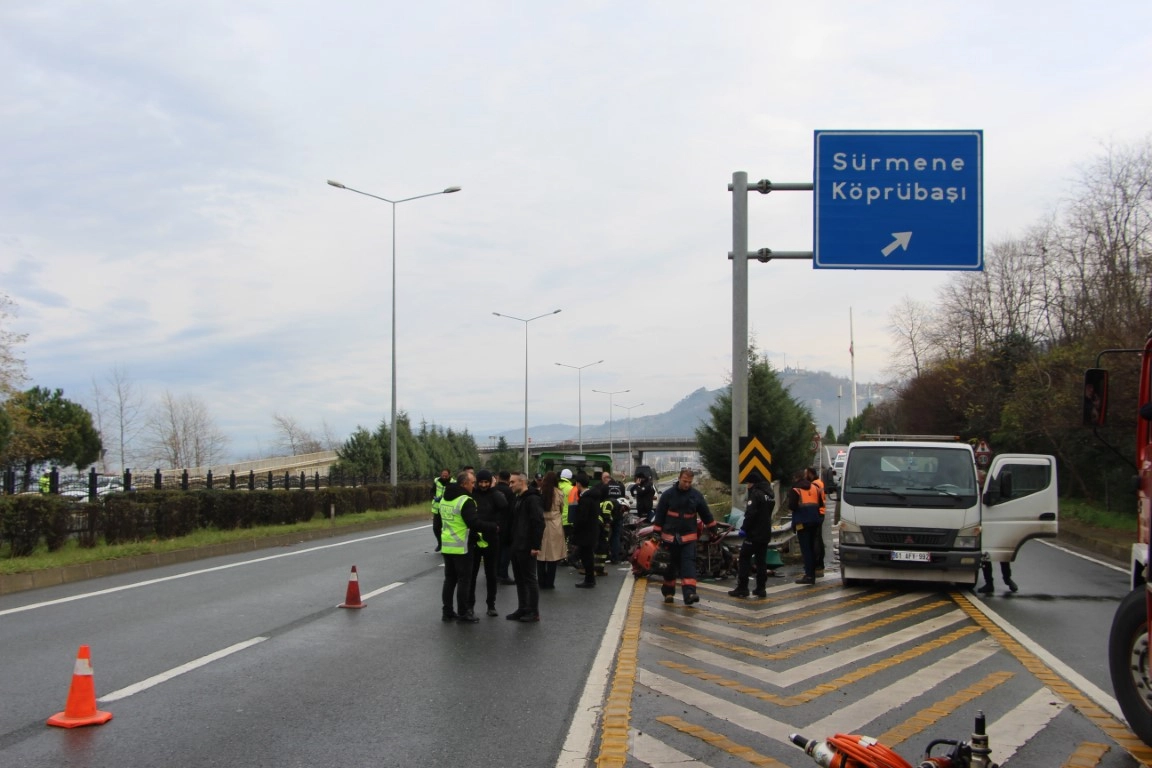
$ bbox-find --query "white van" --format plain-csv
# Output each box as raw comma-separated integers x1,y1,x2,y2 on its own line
836,439,1058,587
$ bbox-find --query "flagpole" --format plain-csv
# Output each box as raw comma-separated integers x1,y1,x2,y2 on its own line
850,307,858,418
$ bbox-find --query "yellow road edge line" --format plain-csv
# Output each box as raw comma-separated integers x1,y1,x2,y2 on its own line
1061,741,1111,768
950,590,1152,767
660,599,946,660
878,670,1014,746
594,577,648,768
656,715,789,767
659,624,983,705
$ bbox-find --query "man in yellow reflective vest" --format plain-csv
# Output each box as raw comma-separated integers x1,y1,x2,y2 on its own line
436,470,498,622
557,468,574,544
431,468,450,552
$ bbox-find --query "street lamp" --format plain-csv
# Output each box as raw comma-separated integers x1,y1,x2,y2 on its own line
493,309,562,476
592,388,630,468
328,179,461,487
555,359,603,451
614,401,644,476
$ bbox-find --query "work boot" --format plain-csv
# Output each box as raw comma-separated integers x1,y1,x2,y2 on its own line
794,575,815,585
442,610,457,622
977,582,994,594
752,588,768,598
456,611,480,623
662,586,675,604
1004,577,1018,593
506,609,526,621
728,587,749,598
684,591,699,606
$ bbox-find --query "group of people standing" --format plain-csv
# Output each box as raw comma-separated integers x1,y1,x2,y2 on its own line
431,465,720,620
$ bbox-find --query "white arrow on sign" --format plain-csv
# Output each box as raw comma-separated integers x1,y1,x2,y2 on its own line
881,231,913,257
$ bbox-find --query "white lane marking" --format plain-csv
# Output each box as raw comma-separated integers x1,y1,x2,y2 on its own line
638,637,997,751
662,592,929,643
806,638,1000,738
555,574,635,768
964,593,1124,721
647,611,967,687
1039,539,1128,574
0,525,428,618
639,667,795,743
99,637,268,702
360,581,404,601
988,686,1066,764
630,727,717,767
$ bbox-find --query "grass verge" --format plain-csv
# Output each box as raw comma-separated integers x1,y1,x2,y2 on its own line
0,504,428,576
1060,497,1138,532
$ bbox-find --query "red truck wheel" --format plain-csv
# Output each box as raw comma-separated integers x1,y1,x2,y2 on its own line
1109,587,1152,746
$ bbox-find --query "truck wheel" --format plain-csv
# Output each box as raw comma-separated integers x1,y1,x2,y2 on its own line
1109,587,1152,746
841,569,859,588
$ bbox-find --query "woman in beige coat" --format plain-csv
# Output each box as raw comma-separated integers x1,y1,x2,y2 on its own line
536,471,566,589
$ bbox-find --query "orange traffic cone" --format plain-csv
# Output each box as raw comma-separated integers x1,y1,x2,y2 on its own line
47,645,113,728
339,565,365,609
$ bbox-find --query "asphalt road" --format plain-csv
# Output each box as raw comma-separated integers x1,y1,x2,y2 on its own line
0,523,627,768
1,520,1146,767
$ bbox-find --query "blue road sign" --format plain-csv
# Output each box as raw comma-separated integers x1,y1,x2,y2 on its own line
814,130,983,270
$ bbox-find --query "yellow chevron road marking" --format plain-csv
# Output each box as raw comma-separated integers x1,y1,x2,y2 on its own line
655,715,789,767
1061,741,1110,767
693,590,898,628
658,624,982,705
950,591,1152,767
878,670,1014,746
659,600,947,661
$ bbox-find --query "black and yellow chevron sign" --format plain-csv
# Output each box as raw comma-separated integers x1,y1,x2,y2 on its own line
738,436,773,482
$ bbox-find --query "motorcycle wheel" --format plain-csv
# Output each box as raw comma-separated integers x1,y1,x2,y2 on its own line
1109,587,1152,746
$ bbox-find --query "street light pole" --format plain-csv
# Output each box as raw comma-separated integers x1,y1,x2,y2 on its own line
494,309,562,476
614,401,644,476
327,179,461,487
555,359,603,451
592,388,629,468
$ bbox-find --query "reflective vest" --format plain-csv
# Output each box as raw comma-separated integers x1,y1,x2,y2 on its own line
811,478,826,515
793,484,823,526
439,495,469,554
431,477,447,513
558,479,574,525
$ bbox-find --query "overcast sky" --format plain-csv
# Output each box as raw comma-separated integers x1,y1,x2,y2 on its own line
3,1,1150,461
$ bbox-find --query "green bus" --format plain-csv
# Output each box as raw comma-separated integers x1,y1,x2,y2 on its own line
535,452,612,483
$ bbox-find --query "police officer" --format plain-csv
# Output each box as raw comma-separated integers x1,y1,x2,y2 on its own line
437,470,497,622
729,473,776,597
601,471,627,563
652,468,716,605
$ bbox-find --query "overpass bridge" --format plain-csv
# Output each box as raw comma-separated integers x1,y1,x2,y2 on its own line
478,436,699,474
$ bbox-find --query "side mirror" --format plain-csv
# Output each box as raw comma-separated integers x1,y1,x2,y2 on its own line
1083,368,1109,427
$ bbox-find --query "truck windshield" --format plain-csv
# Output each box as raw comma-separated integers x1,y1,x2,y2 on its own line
842,446,976,503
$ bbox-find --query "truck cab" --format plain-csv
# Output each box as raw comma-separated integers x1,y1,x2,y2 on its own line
837,438,1058,587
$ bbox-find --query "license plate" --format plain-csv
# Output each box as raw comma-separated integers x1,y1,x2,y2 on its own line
890,550,931,562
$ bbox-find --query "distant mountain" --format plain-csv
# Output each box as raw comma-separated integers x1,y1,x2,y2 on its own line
496,371,886,443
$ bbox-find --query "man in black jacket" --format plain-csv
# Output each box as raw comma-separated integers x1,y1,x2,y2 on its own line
571,473,601,588
467,470,508,617
629,472,657,523
506,471,545,622
729,474,776,598
602,471,627,564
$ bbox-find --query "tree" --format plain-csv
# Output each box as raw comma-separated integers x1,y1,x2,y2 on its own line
91,365,147,474
696,347,813,489
271,413,324,456
484,436,521,473
0,293,28,397
1,386,103,487
144,391,230,469
333,427,383,478
823,425,836,443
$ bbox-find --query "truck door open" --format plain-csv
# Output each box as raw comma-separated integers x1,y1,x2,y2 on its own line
981,454,1059,561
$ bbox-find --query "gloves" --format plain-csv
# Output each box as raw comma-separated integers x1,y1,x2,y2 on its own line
737,529,747,538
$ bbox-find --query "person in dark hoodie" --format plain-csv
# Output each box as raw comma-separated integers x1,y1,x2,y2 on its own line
652,468,716,605
729,473,777,598
787,470,825,585
506,471,545,622
467,470,508,617
495,470,517,585
437,470,498,622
